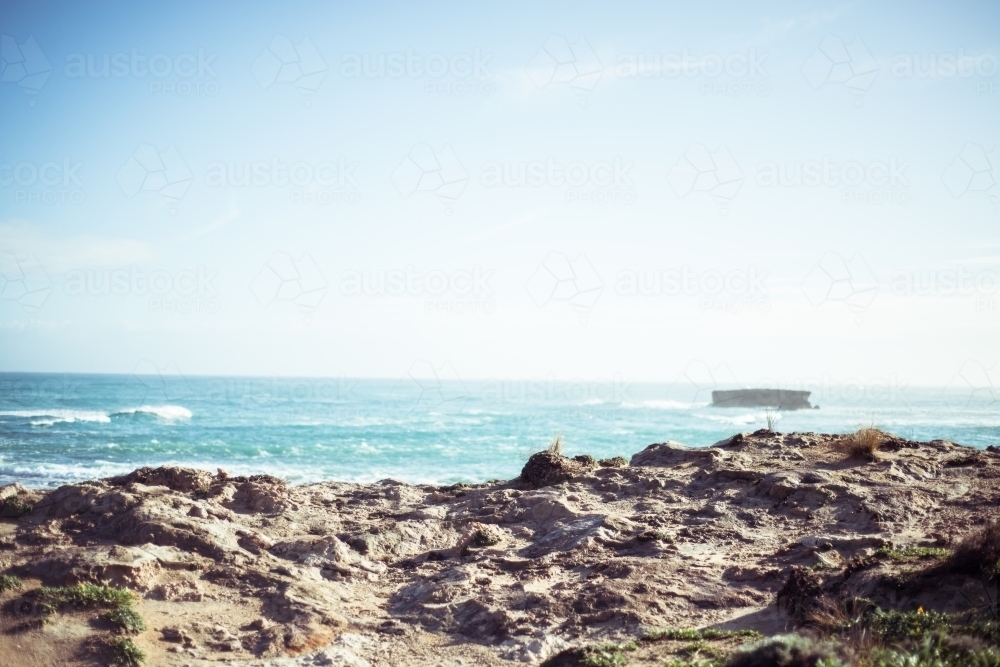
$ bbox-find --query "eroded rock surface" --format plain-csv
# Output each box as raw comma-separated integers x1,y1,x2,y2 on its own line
0,431,998,666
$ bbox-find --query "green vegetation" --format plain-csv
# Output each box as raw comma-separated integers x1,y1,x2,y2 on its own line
111,637,145,666
105,606,147,634
876,545,949,561
0,574,22,593
580,642,638,667
837,608,1000,646
861,637,1000,666
643,627,763,642
36,584,135,613
726,634,848,667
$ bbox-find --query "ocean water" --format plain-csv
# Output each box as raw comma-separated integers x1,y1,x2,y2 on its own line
1,373,997,489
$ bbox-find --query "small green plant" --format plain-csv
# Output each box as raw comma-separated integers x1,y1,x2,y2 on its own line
0,574,22,593
580,642,637,667
36,584,134,612
643,627,763,642
679,640,722,659
111,637,145,666
876,545,949,561
105,606,146,634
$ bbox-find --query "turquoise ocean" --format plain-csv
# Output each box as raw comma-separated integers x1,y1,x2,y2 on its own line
1,373,997,488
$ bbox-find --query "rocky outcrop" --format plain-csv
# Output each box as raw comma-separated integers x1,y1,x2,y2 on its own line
0,431,998,666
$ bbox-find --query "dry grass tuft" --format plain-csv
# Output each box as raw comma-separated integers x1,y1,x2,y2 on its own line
842,426,887,461
546,433,564,456
946,520,1000,576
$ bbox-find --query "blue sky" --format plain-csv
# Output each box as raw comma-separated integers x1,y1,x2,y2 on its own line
1,0,998,390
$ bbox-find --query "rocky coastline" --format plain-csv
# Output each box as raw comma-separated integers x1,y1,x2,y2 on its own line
1,430,998,666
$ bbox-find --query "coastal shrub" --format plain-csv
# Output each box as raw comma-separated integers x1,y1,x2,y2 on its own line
724,634,849,667
862,635,1000,667
111,637,145,666
105,606,146,634
946,521,1000,575
0,574,22,593
598,456,628,468
842,426,886,461
574,454,597,466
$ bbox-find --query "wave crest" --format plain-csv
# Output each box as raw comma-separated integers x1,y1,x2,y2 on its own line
114,405,193,420
0,409,111,425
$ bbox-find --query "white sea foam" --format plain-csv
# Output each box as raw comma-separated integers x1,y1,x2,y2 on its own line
704,412,763,425
0,409,111,425
114,405,193,420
